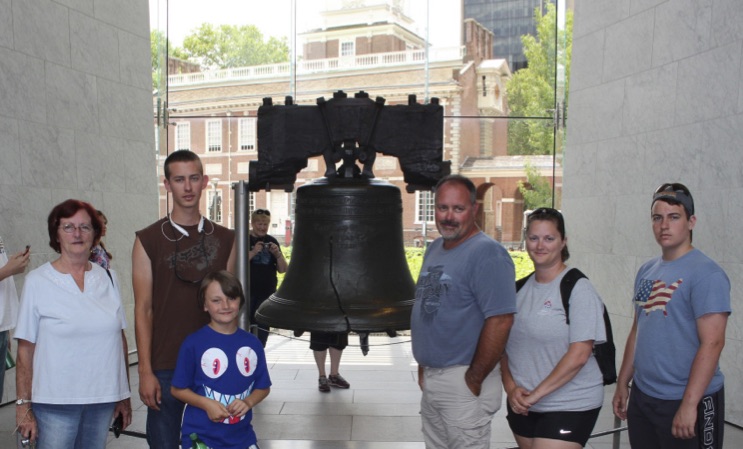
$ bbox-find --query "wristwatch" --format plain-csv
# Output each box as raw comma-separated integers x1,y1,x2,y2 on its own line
15,398,31,406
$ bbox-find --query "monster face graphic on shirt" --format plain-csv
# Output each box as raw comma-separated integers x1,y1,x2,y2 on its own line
200,346,259,424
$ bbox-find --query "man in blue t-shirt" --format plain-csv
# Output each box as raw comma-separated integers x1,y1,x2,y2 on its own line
613,183,731,449
411,175,516,449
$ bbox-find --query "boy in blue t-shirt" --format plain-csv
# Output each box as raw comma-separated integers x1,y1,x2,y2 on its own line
172,271,271,449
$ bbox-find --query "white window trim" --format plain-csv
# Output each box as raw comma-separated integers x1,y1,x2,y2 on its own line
340,40,355,57
176,122,191,151
414,191,435,224
206,119,222,152
238,117,257,152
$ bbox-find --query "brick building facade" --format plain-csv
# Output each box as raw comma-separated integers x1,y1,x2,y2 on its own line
157,2,561,248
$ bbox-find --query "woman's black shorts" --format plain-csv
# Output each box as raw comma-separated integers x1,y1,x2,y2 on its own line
506,402,601,446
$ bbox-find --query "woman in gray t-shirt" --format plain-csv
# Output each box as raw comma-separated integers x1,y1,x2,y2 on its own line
501,208,605,448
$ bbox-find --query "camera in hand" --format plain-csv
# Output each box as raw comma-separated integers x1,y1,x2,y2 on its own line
255,237,270,254
112,414,123,437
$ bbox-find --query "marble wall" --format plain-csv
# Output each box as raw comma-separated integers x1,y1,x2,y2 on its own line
0,0,157,402
565,0,743,426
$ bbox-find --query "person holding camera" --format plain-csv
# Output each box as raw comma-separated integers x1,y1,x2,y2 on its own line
249,209,287,347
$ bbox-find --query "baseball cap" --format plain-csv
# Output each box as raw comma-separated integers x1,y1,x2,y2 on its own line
652,183,694,216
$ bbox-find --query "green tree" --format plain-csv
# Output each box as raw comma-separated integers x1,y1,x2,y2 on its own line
150,30,188,91
182,23,290,70
518,161,556,210
507,3,573,155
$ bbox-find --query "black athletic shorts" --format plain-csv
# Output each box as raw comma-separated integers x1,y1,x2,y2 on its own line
627,384,725,449
506,402,601,446
309,332,349,351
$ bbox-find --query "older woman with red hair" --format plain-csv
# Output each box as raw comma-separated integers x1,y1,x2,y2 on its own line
15,199,131,449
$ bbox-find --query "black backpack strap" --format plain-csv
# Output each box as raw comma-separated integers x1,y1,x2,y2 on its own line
515,272,535,292
559,268,587,325
558,268,617,385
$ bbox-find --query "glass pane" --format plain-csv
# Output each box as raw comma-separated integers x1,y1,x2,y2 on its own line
294,1,462,99
153,0,569,249
464,0,554,75
150,0,168,161
160,0,293,144
158,116,244,225
458,0,566,212
555,1,572,185
435,116,559,249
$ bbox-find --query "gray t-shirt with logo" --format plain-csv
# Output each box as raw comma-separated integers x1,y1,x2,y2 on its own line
411,232,516,368
505,268,605,412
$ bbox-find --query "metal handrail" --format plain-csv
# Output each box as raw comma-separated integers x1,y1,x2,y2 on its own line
108,425,630,446
120,340,631,447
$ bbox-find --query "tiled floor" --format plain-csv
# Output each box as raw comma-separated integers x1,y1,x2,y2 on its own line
1,331,741,448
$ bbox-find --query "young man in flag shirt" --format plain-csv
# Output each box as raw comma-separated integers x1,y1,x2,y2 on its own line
613,183,731,449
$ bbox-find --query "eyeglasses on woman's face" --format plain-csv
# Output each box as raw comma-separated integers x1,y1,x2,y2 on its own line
60,223,93,234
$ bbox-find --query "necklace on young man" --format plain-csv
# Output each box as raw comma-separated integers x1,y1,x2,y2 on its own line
162,215,215,284
160,215,214,242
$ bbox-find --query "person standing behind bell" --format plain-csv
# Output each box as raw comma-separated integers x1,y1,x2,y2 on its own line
248,209,287,347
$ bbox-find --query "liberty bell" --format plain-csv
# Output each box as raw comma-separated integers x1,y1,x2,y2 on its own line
249,91,449,336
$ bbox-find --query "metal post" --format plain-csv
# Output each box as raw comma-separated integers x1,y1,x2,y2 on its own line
233,181,251,332
613,415,621,449
210,178,220,221
424,0,430,103
421,191,429,252
289,0,296,98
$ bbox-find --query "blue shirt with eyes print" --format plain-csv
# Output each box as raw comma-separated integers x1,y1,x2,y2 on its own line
173,326,271,449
